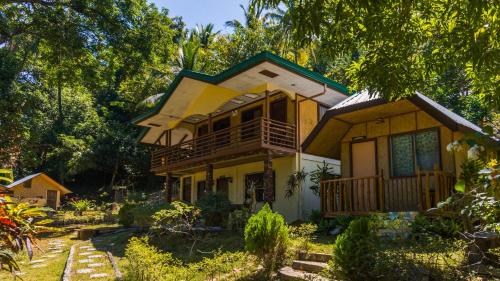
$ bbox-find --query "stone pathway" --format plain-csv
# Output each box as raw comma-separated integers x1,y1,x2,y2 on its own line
28,239,67,270
69,240,116,280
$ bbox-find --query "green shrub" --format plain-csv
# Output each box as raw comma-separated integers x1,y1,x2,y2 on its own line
132,202,169,231
411,214,463,238
195,192,232,226
289,223,317,252
330,217,378,280
69,199,95,213
244,204,289,276
124,236,180,281
227,208,251,232
118,203,137,227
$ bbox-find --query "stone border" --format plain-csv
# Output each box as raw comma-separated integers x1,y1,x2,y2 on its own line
62,243,78,281
107,251,123,280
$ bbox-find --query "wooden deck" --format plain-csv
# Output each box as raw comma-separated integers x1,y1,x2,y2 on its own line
320,169,456,217
150,117,297,172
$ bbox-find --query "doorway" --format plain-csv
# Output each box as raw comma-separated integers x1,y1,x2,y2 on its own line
46,190,58,209
213,117,231,148
241,106,262,140
351,140,377,211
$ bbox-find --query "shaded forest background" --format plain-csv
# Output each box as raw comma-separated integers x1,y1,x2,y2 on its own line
0,0,497,196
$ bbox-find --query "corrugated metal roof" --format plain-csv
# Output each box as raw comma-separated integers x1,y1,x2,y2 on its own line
331,90,380,110
328,90,484,135
6,173,42,188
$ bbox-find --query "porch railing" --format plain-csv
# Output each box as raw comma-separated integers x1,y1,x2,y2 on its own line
151,117,296,171
320,169,456,216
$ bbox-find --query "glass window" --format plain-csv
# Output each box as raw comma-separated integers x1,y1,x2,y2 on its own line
391,134,415,177
245,172,275,202
415,130,440,171
390,129,440,177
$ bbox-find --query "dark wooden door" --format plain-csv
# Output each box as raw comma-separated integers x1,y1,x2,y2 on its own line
213,117,231,148
270,98,287,122
182,177,192,202
197,180,208,200
47,190,58,209
216,177,230,198
196,124,209,154
241,106,262,140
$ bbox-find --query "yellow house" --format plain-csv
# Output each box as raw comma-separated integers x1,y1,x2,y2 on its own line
302,91,498,217
133,51,349,221
2,173,72,209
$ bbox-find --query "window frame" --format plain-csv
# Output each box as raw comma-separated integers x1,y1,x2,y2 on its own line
244,171,276,203
389,128,441,178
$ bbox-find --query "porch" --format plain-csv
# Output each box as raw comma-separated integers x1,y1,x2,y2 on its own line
320,169,456,217
150,117,297,172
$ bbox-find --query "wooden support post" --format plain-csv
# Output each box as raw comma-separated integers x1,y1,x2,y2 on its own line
165,172,173,203
434,165,440,205
378,170,384,212
206,163,214,192
265,90,270,119
263,150,273,208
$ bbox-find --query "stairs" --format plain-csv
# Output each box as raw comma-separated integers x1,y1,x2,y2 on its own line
278,252,332,280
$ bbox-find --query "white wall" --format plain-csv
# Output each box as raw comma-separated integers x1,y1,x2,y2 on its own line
299,153,341,220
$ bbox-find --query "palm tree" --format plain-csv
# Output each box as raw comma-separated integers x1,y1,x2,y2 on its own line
225,2,267,29
192,23,220,48
265,1,297,60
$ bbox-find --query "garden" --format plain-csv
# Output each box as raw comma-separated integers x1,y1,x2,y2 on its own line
1,147,498,281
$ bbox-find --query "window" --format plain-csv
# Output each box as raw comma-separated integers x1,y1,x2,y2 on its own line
390,129,440,177
245,172,275,202
171,177,180,200
318,104,329,120
182,177,192,202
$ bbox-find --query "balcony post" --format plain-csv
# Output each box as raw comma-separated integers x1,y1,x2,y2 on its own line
165,172,173,203
206,163,214,192
263,150,273,208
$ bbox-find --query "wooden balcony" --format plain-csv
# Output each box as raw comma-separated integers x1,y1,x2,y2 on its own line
151,117,297,172
320,170,456,217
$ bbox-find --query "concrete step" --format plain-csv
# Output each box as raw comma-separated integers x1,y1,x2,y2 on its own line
292,260,328,273
298,252,332,263
278,266,330,281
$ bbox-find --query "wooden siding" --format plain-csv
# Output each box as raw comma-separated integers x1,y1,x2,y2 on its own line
340,109,459,178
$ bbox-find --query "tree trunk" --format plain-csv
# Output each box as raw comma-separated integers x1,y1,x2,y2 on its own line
109,159,119,191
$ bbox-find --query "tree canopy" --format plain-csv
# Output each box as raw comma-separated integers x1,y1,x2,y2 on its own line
0,0,496,195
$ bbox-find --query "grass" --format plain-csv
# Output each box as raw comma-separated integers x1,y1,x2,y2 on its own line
0,231,73,281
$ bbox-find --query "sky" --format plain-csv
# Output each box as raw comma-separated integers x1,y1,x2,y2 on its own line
149,0,247,33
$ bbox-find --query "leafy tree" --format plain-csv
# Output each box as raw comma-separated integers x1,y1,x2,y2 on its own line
254,0,499,110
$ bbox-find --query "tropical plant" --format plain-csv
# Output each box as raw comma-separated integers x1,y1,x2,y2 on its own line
195,192,232,226
69,199,95,213
225,2,267,29
244,204,289,276
284,167,308,198
227,208,251,232
308,161,340,196
0,195,51,272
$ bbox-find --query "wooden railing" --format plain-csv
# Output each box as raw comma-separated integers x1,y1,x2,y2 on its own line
151,117,296,171
320,170,456,217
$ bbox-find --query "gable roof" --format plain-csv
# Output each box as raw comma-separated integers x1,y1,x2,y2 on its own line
302,91,493,151
132,51,349,126
6,173,72,194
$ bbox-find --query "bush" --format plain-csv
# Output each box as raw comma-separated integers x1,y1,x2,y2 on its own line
289,223,317,252
244,204,289,276
118,203,137,227
124,236,180,281
411,214,464,238
330,217,378,280
195,192,232,226
132,202,169,231
69,199,95,214
227,208,251,232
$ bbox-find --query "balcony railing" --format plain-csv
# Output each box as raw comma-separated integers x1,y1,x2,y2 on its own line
151,117,296,171
320,169,456,217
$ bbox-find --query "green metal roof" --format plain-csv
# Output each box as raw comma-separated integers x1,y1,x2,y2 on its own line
132,51,348,126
